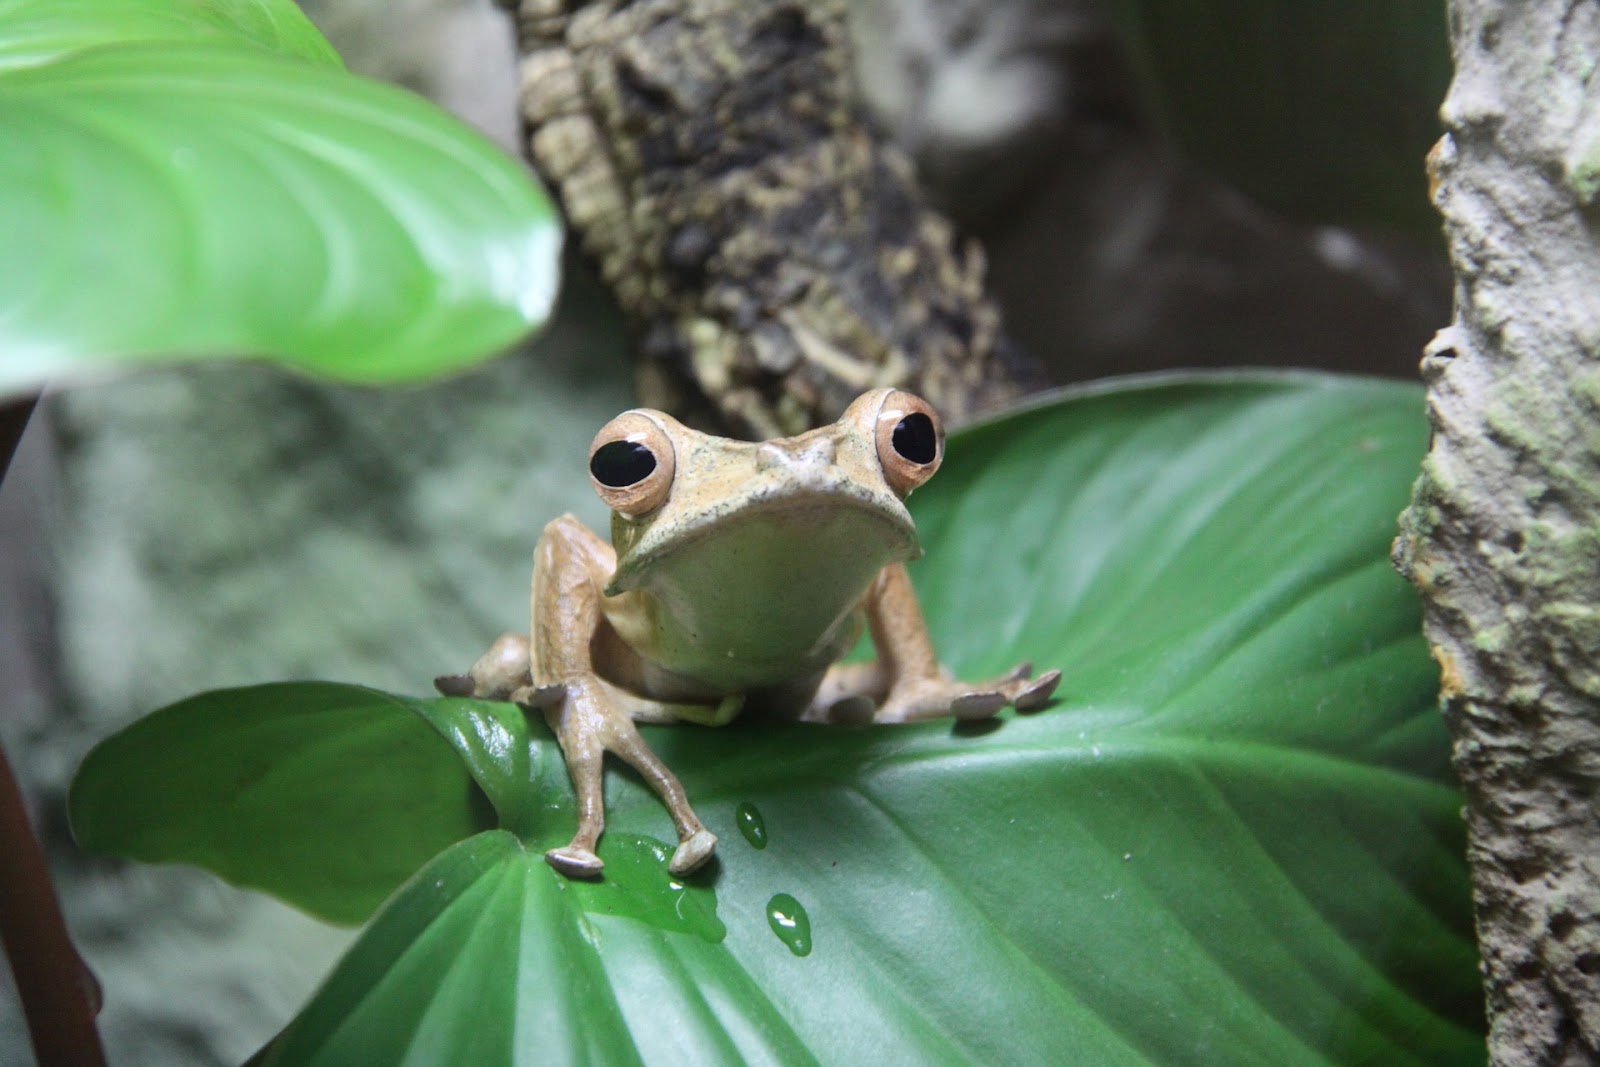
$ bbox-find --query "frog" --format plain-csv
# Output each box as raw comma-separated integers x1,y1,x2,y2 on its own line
436,388,1059,879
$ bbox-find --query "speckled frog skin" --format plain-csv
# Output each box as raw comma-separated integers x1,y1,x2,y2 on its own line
438,389,1058,878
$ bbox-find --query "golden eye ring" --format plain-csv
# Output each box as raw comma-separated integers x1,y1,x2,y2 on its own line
588,411,676,517
872,390,943,497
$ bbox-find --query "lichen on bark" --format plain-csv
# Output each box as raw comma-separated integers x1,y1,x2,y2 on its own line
1394,1,1600,1062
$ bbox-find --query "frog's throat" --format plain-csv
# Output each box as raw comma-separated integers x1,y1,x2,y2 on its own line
605,489,919,597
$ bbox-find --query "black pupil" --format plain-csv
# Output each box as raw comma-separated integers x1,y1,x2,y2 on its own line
891,412,937,465
591,440,657,488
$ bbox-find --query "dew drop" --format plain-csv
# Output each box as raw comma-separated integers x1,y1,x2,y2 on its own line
766,893,812,957
736,802,768,849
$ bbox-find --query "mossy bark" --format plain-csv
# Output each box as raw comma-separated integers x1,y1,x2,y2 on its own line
1394,2,1600,1062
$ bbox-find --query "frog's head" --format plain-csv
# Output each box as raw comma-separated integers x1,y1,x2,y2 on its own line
590,389,944,597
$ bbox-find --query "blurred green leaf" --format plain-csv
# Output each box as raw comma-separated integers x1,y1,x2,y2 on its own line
0,0,341,72
0,2,559,397
1102,0,1451,237
75,373,1483,1063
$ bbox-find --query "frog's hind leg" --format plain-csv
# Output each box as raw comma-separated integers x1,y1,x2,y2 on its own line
525,515,717,879
856,563,1062,725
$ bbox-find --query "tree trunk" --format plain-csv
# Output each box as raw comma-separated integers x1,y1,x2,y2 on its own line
1394,2,1600,1063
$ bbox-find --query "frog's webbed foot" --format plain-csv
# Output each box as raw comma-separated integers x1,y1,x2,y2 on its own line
537,672,718,879
872,662,1062,725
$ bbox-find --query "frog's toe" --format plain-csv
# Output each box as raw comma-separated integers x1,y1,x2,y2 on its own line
669,829,718,876
951,691,1007,720
546,845,604,879
1002,661,1033,683
1012,669,1062,712
434,673,475,698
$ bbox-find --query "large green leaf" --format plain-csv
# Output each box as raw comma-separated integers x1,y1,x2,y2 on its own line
0,1,559,396
1101,0,1450,238
259,831,727,1067
72,373,1484,1063
69,684,506,924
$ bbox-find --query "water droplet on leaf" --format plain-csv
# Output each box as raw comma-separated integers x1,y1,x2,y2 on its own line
736,802,768,849
767,892,811,957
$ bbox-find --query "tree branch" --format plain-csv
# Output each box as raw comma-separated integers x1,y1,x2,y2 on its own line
505,0,1041,436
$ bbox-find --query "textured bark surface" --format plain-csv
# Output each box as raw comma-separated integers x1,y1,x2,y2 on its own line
507,0,1038,437
1394,2,1600,1063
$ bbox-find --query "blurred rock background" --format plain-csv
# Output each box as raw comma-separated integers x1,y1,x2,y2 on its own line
0,0,1451,1062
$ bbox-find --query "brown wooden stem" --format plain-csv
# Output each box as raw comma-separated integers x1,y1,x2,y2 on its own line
0,395,106,1065
0,744,105,1066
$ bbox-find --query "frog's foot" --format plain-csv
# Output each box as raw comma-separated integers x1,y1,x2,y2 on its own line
669,829,718,876
546,843,605,878
435,632,532,700
874,663,1063,724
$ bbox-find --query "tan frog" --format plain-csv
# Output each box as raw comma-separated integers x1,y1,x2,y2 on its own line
437,389,1058,878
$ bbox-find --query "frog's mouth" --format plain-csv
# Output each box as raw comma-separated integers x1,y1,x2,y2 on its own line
606,483,919,598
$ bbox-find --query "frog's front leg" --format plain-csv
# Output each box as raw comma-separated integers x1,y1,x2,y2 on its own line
815,563,1060,724
446,515,710,879
532,516,718,878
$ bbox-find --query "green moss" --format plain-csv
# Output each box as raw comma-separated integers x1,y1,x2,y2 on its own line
1570,368,1600,413
1522,523,1600,584
1566,131,1600,206
1472,623,1512,655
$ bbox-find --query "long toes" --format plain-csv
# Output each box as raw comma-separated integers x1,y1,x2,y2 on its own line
951,691,1007,720
669,830,718,876
1003,661,1033,683
1012,669,1062,712
434,673,475,697
546,845,604,879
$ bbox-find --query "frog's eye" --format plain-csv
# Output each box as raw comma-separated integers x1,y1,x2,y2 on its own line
588,412,676,516
874,390,943,496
